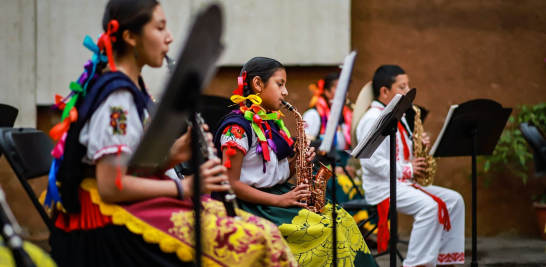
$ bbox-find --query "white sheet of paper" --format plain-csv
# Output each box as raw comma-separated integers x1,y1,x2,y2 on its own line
350,94,402,158
318,51,357,153
429,104,459,156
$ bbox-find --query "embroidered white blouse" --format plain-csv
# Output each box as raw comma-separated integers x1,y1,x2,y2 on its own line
355,100,415,205
78,90,149,164
219,123,291,188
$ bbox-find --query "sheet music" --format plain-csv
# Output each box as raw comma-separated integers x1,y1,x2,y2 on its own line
350,94,403,157
429,104,458,156
318,51,357,153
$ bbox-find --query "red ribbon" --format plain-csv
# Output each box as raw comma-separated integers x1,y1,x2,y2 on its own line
232,71,248,99
397,122,410,161
411,184,452,231
316,79,325,95
97,20,119,72
115,146,123,190
377,198,390,253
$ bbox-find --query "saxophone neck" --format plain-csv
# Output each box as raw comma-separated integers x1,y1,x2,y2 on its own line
281,100,303,120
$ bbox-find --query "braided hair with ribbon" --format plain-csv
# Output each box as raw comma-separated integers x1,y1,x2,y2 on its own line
45,0,161,213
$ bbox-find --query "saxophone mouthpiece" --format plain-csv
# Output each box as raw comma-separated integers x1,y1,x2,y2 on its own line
281,100,295,111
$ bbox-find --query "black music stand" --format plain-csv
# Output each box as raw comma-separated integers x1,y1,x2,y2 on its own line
317,51,357,265
128,4,224,267
430,99,512,267
351,89,416,267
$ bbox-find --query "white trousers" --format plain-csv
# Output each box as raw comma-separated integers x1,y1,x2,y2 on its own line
397,184,465,267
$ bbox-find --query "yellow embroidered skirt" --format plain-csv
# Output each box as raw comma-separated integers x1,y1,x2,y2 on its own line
50,178,297,267
239,182,377,267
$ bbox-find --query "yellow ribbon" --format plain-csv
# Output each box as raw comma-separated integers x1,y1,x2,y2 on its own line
230,94,262,105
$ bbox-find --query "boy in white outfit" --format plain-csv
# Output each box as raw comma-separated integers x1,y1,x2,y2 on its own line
355,65,465,267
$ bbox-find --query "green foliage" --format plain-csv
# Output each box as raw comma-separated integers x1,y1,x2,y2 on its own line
479,103,546,203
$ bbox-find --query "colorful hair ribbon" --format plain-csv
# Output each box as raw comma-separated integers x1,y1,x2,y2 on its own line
232,71,248,106
97,20,119,72
82,35,108,93
308,79,325,108
230,94,262,106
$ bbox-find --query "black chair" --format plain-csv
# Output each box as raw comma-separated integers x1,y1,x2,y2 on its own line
0,128,54,231
520,122,546,177
0,104,18,128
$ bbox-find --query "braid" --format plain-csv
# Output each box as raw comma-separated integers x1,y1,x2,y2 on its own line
238,57,285,108
243,79,252,107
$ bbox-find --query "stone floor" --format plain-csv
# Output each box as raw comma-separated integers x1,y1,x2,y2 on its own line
373,237,546,267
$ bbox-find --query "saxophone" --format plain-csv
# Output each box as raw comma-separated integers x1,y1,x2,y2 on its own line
412,105,437,186
281,101,333,213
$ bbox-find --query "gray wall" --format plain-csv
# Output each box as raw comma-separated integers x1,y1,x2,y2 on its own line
0,0,350,127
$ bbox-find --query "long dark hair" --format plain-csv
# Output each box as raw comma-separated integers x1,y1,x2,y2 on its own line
323,72,340,92
102,0,159,55
240,57,285,106
56,0,159,213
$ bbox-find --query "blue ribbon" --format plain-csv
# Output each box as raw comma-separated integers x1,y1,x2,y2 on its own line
82,35,108,94
44,158,62,209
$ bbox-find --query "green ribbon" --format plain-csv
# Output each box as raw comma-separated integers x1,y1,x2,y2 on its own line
61,82,83,121
243,110,279,142
275,119,291,138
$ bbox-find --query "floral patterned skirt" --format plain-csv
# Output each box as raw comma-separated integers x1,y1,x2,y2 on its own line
50,178,297,267
238,182,377,267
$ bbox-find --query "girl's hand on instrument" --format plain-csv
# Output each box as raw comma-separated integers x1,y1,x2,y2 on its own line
276,184,311,208
412,157,426,178
307,146,316,162
307,140,317,161
422,133,431,148
200,158,230,192
169,126,192,165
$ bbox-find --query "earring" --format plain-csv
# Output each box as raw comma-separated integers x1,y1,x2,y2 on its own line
134,45,138,59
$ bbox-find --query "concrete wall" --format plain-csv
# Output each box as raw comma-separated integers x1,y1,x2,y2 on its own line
0,0,36,127
34,0,350,105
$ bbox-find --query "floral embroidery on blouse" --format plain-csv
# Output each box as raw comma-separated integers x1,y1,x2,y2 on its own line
223,124,246,139
109,106,128,135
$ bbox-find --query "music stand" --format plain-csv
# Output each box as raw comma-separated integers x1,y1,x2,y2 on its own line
430,99,512,267
317,51,356,265
351,89,416,267
128,4,224,267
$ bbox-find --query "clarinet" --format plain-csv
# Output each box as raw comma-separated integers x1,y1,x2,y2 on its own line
0,187,36,267
191,114,241,219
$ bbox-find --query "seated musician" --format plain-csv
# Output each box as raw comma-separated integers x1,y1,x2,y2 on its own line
213,57,376,267
355,65,465,266
302,73,362,202
43,1,296,266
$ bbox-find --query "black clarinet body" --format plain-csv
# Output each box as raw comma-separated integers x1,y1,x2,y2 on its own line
193,114,241,219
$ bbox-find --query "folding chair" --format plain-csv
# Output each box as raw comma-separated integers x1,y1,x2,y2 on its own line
0,128,54,231
0,104,18,128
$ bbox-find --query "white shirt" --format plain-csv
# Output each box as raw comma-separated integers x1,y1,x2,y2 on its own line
302,108,348,150
355,101,415,205
220,123,291,188
78,89,176,177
